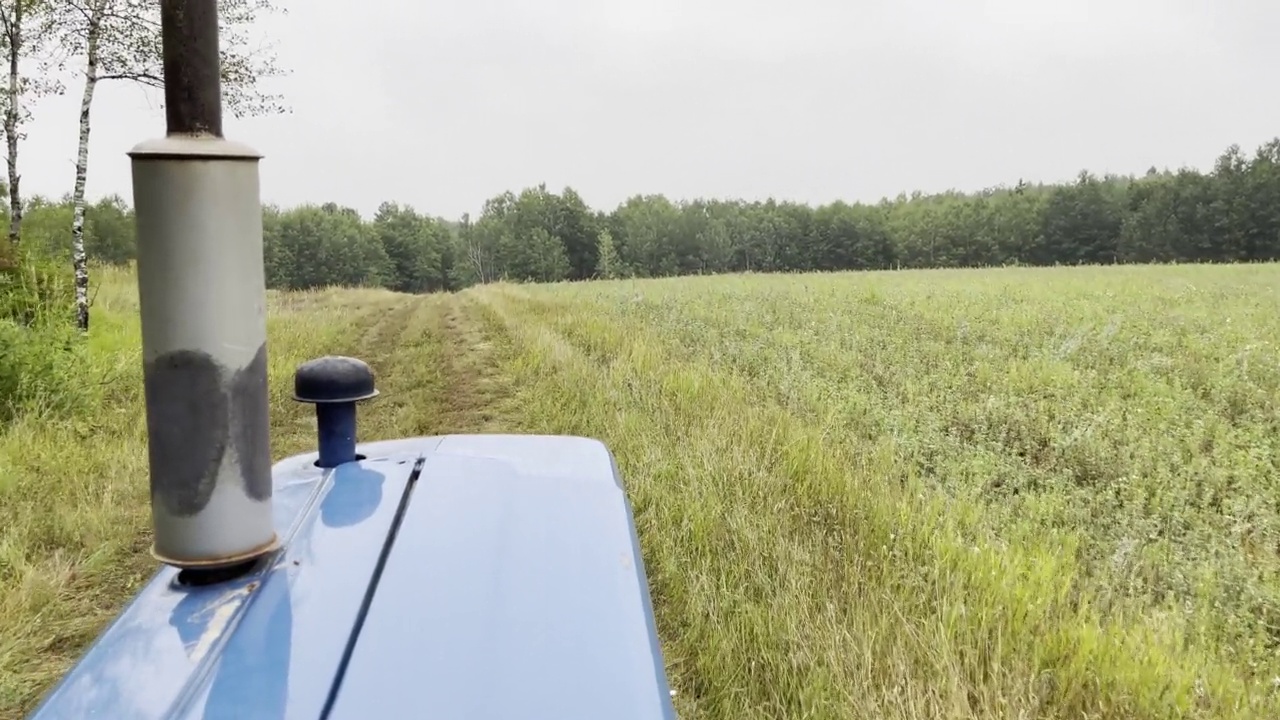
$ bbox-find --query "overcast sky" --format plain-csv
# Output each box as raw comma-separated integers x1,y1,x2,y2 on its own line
18,0,1280,220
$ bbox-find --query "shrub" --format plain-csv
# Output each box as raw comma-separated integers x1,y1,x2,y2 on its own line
0,252,74,327
0,252,84,423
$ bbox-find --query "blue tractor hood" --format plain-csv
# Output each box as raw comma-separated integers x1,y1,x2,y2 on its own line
27,435,678,720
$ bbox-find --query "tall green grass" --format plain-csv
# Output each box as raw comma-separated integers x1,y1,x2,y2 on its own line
0,253,85,425
471,263,1280,719
4,261,1278,719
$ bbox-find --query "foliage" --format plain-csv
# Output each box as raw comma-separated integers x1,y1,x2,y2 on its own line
595,228,620,279
5,193,134,263
2,137,1275,299
263,202,392,290
0,0,67,246
55,0,288,117
0,315,83,423
372,201,452,293
0,245,71,325
0,245,80,422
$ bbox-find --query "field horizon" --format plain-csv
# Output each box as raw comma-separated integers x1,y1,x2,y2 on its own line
2,261,1278,719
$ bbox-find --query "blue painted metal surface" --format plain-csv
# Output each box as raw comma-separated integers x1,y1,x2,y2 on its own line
327,435,674,720
27,435,676,720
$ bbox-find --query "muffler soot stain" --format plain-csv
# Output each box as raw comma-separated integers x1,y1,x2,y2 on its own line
230,343,272,502
144,349,229,516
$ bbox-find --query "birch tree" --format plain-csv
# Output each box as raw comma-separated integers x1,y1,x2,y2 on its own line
59,0,286,330
0,0,61,256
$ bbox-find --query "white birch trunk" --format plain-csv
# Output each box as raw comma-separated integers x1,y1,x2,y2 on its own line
4,1,23,247
71,10,101,331
466,237,487,284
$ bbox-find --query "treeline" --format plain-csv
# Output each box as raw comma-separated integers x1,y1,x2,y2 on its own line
13,138,1280,294
4,137,1275,418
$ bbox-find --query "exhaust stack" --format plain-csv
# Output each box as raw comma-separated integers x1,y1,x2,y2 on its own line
130,0,276,569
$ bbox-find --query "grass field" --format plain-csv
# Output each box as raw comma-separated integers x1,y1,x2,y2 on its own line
2,262,1278,719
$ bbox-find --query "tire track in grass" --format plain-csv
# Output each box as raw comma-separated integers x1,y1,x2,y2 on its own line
269,293,426,458
427,291,512,434
330,289,516,443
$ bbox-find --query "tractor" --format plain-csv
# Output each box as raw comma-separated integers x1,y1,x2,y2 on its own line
26,2,676,718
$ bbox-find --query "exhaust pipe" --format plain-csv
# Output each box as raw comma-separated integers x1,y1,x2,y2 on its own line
130,0,277,570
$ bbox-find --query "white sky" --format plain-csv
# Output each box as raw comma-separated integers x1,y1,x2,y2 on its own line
17,0,1280,220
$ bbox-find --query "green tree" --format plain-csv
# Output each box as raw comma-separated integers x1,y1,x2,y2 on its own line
267,204,390,290
595,229,620,279
55,0,288,329
373,201,447,293
0,0,61,251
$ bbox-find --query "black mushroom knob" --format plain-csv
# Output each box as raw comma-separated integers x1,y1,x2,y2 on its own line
293,356,379,404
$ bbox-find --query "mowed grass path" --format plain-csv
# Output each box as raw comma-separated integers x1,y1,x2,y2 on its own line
3,263,1279,719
